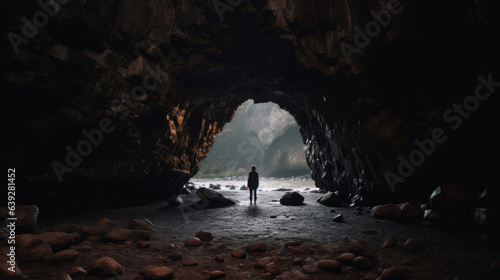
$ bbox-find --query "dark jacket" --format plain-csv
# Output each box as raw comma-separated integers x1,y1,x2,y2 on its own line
247,171,259,190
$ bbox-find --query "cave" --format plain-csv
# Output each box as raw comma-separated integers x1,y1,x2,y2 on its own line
1,0,500,279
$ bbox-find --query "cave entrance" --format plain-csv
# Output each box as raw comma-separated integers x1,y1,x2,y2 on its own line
194,100,312,184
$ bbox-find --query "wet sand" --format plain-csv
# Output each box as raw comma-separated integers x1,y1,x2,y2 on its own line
33,181,500,279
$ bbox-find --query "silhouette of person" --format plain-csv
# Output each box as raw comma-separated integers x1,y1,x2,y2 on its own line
247,165,259,205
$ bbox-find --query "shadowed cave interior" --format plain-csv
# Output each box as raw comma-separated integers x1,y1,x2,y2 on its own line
1,0,500,279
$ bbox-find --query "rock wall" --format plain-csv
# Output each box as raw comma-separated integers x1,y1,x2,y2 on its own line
1,0,500,210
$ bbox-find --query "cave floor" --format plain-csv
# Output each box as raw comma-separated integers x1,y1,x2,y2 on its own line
34,184,500,280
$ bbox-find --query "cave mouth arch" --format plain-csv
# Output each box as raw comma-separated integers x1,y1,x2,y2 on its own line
195,99,312,180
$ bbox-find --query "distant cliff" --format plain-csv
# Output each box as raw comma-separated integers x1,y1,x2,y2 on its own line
197,100,309,177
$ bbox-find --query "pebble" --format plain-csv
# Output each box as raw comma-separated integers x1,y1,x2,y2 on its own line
379,266,410,279
337,253,356,265
50,249,78,263
404,238,425,252
184,237,202,247
315,260,341,273
195,231,213,241
68,266,86,277
140,265,174,280
333,214,344,222
353,256,374,271
209,270,226,279
215,254,224,262
182,259,199,266
88,257,123,277
231,248,246,259
383,236,397,248
349,240,376,259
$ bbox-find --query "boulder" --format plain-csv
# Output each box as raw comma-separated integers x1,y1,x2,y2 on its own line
88,257,123,277
185,237,202,247
194,187,237,209
240,186,248,190
0,205,39,234
317,192,341,207
38,232,74,252
430,183,477,216
15,234,53,264
105,229,150,243
372,203,402,219
127,218,156,233
280,192,304,206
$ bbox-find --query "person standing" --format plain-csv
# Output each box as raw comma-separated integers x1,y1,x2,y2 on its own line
247,165,259,205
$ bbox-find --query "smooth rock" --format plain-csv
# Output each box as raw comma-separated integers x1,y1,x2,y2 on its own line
353,256,374,271
105,229,150,242
195,230,213,241
246,242,267,252
280,192,304,206
317,192,341,207
215,255,224,262
315,260,341,273
137,241,151,248
185,237,202,247
231,248,246,259
255,257,273,269
0,205,39,234
51,249,78,263
194,188,237,209
265,263,280,275
140,265,174,280
404,238,425,252
383,236,397,248
0,263,23,280
15,234,53,264
240,186,247,190
333,214,344,222
38,232,74,252
372,203,402,219
182,259,199,266
127,218,156,233
209,271,226,280
423,209,441,222
285,241,303,248
167,251,182,260
88,257,123,277
349,240,376,259
399,202,422,218
379,266,410,279
430,183,477,215
67,267,86,277
337,253,356,265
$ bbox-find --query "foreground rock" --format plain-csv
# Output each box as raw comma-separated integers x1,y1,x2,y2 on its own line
231,248,246,259
38,232,75,252
371,203,402,220
349,240,376,259
315,260,341,273
430,183,477,216
140,265,174,280
194,188,237,209
317,192,341,207
185,237,202,246
280,192,305,206
246,242,267,252
88,257,123,277
15,234,53,264
195,230,213,241
0,205,39,234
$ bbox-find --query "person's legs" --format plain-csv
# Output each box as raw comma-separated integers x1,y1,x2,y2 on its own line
253,189,257,204
249,189,253,204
